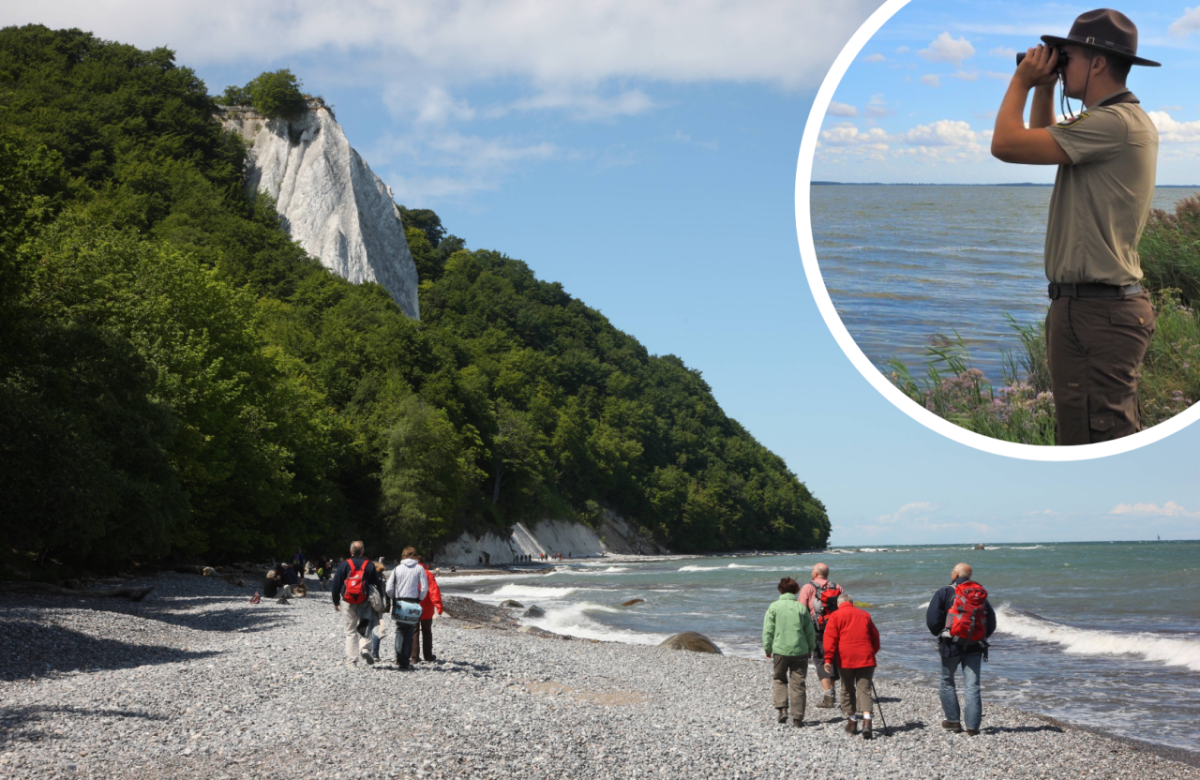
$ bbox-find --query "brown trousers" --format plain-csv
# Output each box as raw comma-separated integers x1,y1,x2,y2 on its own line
1047,292,1154,445
837,666,875,717
411,617,434,661
771,655,808,716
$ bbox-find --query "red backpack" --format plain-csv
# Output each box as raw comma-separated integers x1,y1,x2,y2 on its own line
945,580,988,644
343,559,369,604
810,580,843,632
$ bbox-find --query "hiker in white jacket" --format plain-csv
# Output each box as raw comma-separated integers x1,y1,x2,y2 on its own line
386,547,429,669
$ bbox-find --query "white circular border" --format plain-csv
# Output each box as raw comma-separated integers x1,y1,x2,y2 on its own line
796,0,1200,461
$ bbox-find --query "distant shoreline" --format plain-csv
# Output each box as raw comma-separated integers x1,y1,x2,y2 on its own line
811,181,1200,188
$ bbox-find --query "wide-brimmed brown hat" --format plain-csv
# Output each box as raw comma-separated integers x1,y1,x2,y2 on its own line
1042,8,1160,67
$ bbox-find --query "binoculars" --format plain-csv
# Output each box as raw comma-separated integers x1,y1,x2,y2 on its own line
1016,48,1069,68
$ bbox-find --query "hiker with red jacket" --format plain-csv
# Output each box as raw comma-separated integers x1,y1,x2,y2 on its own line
822,592,881,739
799,562,843,709
410,556,444,664
331,540,384,667
926,563,997,736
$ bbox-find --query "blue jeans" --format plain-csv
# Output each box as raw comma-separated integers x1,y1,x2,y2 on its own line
940,653,982,730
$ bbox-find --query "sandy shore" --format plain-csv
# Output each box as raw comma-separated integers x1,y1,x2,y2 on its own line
1,572,1196,779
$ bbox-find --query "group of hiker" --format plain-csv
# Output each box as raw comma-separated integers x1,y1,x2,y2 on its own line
763,562,995,738
327,541,445,670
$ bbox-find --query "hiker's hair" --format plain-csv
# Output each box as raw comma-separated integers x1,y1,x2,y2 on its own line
778,577,800,594
402,546,418,560
416,555,425,564
837,592,853,605
349,540,364,556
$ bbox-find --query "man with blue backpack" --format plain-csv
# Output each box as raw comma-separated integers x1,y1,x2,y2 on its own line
386,546,429,670
331,541,384,667
926,563,997,736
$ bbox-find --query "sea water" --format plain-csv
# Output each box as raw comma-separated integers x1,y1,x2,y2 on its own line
439,541,1200,754
810,185,1200,380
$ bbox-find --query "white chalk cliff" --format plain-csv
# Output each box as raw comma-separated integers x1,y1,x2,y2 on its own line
436,513,669,566
220,104,420,320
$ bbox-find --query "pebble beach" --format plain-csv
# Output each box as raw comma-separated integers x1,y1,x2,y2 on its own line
2,571,1197,780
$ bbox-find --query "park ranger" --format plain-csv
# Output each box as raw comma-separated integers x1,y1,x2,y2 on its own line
990,9,1159,445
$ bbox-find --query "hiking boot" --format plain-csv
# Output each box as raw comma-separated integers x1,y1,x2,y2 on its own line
966,729,980,736
816,693,836,709
776,708,788,723
844,718,858,735
360,649,375,665
942,720,963,733
861,720,873,740
791,718,803,728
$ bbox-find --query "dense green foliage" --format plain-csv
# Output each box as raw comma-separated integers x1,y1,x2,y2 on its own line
889,196,1200,444
223,69,308,120
0,25,829,568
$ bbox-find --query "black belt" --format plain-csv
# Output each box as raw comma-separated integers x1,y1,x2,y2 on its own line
1048,282,1142,300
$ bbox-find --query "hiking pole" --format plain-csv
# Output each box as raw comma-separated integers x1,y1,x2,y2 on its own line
869,679,891,737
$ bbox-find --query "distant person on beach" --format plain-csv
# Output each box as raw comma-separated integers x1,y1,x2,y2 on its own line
926,563,997,736
762,577,817,727
263,565,293,599
822,592,881,739
331,541,384,667
799,563,843,709
387,547,429,670
410,556,444,664
990,9,1160,445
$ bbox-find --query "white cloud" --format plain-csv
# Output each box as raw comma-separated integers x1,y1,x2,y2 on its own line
1170,7,1200,36
876,501,943,524
921,74,941,87
1110,501,1200,518
500,89,656,121
819,123,888,147
863,53,886,63
1160,105,1184,113
865,93,890,117
950,70,979,82
1148,111,1200,143
896,46,910,54
3,0,879,90
990,46,1018,58
670,131,718,150
919,32,976,67
828,101,858,118
384,85,476,125
819,117,994,165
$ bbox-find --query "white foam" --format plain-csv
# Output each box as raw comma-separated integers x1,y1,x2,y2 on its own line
482,583,581,601
996,604,1200,672
678,565,721,572
1007,545,1047,550
525,602,669,645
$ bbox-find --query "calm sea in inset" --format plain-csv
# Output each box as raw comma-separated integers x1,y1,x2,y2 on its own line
810,185,1200,380
439,542,1200,754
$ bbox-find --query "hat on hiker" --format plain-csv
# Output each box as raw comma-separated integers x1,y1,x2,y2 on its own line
1042,9,1160,67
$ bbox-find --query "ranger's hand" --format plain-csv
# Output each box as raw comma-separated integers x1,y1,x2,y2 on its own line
1016,44,1059,90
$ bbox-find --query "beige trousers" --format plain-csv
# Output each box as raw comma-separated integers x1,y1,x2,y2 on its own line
342,601,378,663
771,655,808,716
837,666,876,717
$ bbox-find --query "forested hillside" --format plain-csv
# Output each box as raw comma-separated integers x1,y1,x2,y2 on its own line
0,25,829,570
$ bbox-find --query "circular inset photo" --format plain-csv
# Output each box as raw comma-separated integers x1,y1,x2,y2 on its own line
797,0,1200,459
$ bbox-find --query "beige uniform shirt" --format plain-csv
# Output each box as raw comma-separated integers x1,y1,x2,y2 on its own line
1044,90,1158,285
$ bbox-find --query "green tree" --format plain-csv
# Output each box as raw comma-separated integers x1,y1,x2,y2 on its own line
380,395,483,549
244,69,308,121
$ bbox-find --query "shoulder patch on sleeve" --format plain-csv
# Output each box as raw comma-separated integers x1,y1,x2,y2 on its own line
1056,111,1091,129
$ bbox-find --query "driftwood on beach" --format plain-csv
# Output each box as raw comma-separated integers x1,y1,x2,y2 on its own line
0,582,155,601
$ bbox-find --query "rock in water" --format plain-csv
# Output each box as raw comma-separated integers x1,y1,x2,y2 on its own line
658,632,722,655
500,600,524,608
621,598,645,607
220,104,420,320
522,605,546,618
974,543,986,550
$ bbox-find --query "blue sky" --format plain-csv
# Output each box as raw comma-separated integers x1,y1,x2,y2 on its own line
7,1,1200,546
816,1,1200,184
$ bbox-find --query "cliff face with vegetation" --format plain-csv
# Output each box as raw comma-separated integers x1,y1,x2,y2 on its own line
0,25,830,572
221,106,420,319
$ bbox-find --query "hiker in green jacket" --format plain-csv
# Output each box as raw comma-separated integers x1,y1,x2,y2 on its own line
763,577,818,727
